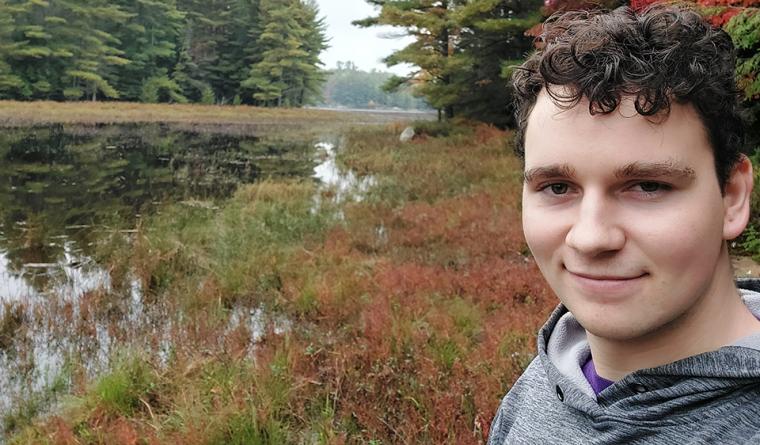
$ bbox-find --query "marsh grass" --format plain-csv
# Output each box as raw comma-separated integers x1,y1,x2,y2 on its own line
92,355,158,417
0,302,25,351
0,101,340,127
0,101,429,139
123,180,339,311
9,122,555,444
3,364,70,436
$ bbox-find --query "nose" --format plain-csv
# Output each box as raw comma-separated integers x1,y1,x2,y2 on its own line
565,194,625,256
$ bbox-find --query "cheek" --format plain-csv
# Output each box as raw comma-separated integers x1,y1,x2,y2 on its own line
630,202,724,269
522,202,566,262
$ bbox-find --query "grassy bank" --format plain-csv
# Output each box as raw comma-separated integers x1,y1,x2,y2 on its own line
0,101,427,135
7,123,555,444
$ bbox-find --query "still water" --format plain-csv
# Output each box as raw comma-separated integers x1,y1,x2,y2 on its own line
0,123,371,433
0,124,317,286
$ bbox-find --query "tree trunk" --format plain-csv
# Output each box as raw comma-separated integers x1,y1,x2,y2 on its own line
440,1,453,121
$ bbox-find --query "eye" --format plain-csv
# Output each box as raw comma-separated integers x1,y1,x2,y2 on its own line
628,181,673,198
633,181,671,194
538,182,569,195
638,182,661,193
550,183,569,194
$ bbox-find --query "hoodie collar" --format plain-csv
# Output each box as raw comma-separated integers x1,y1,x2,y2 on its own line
539,279,760,401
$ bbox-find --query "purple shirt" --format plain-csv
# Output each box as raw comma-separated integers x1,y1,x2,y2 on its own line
582,355,614,395
581,316,760,395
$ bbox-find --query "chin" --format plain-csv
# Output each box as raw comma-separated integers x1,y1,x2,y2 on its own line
568,304,660,342
580,321,652,342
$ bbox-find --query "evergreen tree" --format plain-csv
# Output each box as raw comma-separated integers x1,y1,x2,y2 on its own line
354,0,465,120
0,0,327,105
293,0,328,105
176,0,260,103
109,0,185,102
213,0,261,103
356,0,544,124
242,0,327,106
0,0,23,95
453,0,542,126
171,42,213,103
4,0,131,100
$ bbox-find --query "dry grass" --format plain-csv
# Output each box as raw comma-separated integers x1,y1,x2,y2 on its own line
0,101,428,136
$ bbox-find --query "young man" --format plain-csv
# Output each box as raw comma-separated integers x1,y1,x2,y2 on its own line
488,4,760,444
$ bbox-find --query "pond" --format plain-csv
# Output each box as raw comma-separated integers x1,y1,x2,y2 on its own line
0,122,377,434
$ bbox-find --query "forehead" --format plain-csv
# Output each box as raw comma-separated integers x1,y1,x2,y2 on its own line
523,91,713,170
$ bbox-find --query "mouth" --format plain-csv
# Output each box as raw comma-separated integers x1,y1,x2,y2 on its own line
567,270,648,281
564,267,648,299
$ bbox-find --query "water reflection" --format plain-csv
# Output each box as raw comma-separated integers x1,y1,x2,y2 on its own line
0,124,316,292
0,260,141,428
0,251,32,302
312,141,375,210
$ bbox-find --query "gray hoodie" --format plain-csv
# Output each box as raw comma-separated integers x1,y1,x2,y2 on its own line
488,279,760,444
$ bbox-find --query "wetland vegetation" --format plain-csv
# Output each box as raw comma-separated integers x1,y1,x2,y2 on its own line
0,101,555,444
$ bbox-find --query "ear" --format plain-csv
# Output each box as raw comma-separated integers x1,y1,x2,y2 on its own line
723,155,753,240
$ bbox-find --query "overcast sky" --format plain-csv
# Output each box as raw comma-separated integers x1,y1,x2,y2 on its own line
313,0,415,75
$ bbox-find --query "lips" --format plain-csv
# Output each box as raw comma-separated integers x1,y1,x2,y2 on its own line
565,267,648,299
568,271,647,281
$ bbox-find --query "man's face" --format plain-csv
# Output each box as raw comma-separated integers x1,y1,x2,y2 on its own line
522,91,731,341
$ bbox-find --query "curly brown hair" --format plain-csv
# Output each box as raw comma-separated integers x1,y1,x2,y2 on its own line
512,4,745,188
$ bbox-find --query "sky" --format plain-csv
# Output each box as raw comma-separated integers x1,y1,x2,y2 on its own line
313,0,415,76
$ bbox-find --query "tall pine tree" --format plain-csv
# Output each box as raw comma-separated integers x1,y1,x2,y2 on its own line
356,0,541,124
0,0,23,95
4,0,130,100
241,0,326,106
109,0,185,102
453,0,542,126
176,0,261,103
354,0,465,120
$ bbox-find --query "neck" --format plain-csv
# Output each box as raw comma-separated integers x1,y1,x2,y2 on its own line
588,249,760,381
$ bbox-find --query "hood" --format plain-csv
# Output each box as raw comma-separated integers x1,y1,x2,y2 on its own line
538,278,760,420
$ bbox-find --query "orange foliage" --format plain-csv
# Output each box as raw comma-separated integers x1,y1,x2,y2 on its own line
48,417,77,445
281,183,555,443
102,417,140,445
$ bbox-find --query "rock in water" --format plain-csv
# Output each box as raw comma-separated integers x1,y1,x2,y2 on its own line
399,126,415,142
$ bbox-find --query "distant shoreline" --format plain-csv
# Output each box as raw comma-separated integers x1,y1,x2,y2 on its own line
0,101,430,134
308,106,435,115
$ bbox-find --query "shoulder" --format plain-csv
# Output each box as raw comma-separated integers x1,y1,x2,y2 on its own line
488,357,548,445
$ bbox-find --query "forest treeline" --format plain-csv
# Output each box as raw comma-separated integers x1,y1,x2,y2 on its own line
0,0,327,106
357,0,759,150
0,0,756,145
321,61,430,110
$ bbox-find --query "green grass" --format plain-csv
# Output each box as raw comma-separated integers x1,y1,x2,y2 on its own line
123,179,339,311
93,355,157,417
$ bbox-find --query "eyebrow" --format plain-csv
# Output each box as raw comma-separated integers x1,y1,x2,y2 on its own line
523,164,576,183
614,160,696,181
523,160,696,184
